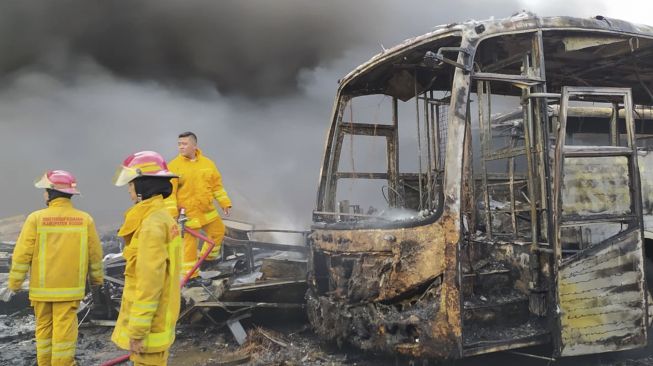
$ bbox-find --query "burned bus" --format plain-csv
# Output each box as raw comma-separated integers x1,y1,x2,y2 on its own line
306,12,653,359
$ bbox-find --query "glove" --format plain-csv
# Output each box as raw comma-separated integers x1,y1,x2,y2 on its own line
0,287,15,302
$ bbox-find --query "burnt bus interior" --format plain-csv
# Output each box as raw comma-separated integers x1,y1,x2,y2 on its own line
313,34,462,225
311,21,653,358
468,32,653,355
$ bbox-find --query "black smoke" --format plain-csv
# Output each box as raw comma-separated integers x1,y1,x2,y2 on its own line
0,0,384,98
0,1,610,231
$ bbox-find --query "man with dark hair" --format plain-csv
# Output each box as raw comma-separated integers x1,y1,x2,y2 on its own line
178,131,197,143
167,131,232,279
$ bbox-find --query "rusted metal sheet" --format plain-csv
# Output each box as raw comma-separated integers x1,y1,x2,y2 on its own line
639,151,653,215
562,156,631,217
313,229,392,253
638,152,653,235
553,87,647,357
557,229,647,356
308,210,462,358
562,36,626,51
313,224,445,301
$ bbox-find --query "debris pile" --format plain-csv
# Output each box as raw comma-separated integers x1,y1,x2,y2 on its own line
81,219,309,347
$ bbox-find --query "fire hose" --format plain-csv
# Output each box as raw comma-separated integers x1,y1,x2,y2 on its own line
99,225,217,366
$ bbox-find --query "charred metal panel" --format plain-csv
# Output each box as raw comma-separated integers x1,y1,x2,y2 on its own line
308,211,462,358
306,281,442,355
553,87,646,356
313,222,446,302
639,151,653,215
562,36,626,52
562,156,631,217
308,27,472,358
314,230,392,253
638,152,653,237
558,229,647,356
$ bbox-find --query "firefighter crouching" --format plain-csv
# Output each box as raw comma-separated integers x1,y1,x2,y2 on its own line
0,170,104,366
111,151,182,366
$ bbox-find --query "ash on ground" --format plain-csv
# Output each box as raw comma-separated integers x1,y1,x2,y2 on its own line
3,310,653,366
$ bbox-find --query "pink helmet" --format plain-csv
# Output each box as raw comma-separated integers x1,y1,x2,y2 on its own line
113,151,177,187
34,170,81,195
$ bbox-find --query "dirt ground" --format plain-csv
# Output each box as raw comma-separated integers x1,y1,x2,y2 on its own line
2,308,653,366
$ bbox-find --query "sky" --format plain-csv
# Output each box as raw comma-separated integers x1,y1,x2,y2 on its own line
0,0,649,232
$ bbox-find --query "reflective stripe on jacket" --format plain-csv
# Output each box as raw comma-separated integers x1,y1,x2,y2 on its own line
8,198,104,301
111,195,182,353
166,148,231,227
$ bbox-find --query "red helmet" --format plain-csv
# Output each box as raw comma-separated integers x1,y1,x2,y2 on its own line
34,170,81,195
113,151,177,186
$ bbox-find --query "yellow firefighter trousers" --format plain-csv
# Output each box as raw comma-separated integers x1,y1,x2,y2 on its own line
183,217,225,278
33,301,79,366
130,350,169,366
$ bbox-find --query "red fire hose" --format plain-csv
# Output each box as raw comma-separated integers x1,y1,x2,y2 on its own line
99,227,216,366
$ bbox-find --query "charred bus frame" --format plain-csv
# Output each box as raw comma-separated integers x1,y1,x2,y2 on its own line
307,12,653,359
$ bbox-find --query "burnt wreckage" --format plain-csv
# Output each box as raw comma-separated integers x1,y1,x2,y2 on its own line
307,12,653,359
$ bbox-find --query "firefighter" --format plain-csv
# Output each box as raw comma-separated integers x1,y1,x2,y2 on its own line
0,170,104,366
166,131,232,279
111,151,181,366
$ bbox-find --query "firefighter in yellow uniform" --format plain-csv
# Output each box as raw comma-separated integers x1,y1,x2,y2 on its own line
0,170,104,366
111,151,182,366
166,131,232,279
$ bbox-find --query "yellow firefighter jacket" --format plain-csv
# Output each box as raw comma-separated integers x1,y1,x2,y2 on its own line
165,148,232,228
8,197,104,301
111,195,182,353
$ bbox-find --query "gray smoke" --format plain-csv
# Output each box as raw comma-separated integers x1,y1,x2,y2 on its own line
0,0,389,98
0,1,612,232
